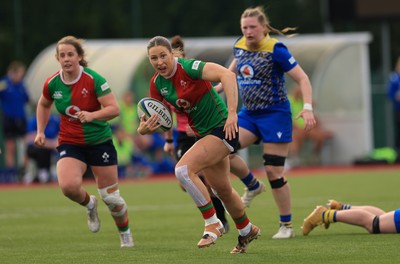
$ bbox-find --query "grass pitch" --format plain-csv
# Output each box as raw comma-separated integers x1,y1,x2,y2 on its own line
1,166,400,263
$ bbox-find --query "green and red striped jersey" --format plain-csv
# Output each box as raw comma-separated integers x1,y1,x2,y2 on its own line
43,66,113,145
150,58,227,137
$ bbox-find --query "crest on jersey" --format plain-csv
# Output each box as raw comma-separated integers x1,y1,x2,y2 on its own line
82,88,88,97
180,80,187,88
234,49,244,57
240,65,254,79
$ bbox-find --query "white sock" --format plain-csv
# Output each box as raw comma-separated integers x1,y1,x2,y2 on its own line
38,169,49,183
121,228,131,234
239,223,252,236
86,196,95,209
204,214,220,226
23,172,34,184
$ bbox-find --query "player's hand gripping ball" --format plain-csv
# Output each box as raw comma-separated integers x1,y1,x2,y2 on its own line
137,97,173,131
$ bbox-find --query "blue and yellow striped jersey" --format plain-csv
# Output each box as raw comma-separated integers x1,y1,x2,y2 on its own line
233,35,297,111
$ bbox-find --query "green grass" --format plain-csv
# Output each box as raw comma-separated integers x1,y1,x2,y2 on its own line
1,167,400,263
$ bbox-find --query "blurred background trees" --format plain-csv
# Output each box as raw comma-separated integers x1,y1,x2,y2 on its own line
1,0,399,80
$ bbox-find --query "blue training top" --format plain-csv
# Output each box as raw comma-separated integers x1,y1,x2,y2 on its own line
0,76,29,119
27,115,60,139
387,72,400,111
0,75,30,118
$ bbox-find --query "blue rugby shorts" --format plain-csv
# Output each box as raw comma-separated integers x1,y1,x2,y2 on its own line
238,107,292,143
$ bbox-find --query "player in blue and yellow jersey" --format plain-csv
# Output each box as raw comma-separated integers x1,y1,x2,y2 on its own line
138,36,260,253
35,36,133,248
226,6,317,239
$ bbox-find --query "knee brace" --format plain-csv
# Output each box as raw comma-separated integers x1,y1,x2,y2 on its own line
372,216,380,234
269,177,287,189
263,154,286,166
98,183,127,217
175,165,208,206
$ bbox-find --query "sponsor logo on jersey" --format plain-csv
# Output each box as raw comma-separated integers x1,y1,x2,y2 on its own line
101,82,110,91
176,98,191,110
277,131,282,139
65,105,80,119
53,91,62,99
240,65,254,79
192,60,201,70
160,87,168,96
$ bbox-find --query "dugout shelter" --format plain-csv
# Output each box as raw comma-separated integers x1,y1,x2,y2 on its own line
24,32,372,166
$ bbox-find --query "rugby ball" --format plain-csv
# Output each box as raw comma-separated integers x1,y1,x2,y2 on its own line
137,97,173,131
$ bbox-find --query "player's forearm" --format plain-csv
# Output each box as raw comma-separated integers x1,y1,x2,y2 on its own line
221,73,238,113
91,105,120,121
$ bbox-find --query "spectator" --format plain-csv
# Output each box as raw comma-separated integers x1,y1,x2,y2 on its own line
114,90,139,140
387,56,400,152
287,85,333,168
134,132,175,175
23,113,59,184
0,60,31,182
112,124,135,179
113,90,174,176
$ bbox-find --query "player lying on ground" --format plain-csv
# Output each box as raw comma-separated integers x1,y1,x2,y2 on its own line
302,199,400,235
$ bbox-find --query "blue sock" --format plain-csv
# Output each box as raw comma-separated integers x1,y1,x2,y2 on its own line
240,172,260,191
280,214,292,226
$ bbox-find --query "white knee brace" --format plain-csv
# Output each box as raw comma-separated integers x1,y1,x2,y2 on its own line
98,183,127,217
175,165,208,206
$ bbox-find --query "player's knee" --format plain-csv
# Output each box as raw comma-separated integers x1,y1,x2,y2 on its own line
269,177,287,189
263,154,287,185
263,153,286,167
98,183,127,217
60,183,80,199
175,165,190,186
371,216,380,234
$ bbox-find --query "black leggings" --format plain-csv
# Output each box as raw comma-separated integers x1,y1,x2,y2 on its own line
26,144,52,169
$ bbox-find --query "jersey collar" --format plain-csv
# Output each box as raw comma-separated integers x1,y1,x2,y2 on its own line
60,66,84,85
164,57,178,79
